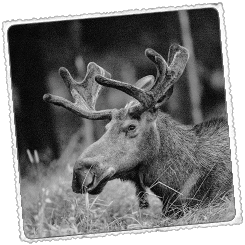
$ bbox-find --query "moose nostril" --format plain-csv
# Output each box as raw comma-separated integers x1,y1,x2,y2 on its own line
84,162,93,170
73,169,81,180
72,166,95,194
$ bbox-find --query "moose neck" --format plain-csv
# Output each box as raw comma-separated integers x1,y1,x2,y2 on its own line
143,111,197,194
158,112,196,160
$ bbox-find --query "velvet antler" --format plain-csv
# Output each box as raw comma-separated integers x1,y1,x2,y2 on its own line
95,44,189,115
43,62,113,120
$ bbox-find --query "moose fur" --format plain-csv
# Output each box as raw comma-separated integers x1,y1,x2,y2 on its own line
44,44,233,217
129,112,232,215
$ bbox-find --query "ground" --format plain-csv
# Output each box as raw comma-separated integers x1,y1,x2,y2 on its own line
20,168,235,239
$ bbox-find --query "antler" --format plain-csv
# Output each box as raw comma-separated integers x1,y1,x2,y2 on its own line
95,44,189,116
145,43,189,109
43,62,113,120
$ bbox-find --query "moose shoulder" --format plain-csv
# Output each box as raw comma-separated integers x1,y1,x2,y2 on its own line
43,44,233,217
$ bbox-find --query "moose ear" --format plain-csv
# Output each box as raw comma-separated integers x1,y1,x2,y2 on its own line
134,75,155,91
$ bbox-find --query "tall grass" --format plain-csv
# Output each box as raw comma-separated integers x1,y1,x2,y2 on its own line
20,124,235,239
21,163,235,239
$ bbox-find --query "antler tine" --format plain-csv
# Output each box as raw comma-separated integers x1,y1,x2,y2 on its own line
145,44,189,104
167,44,189,81
43,62,113,120
145,48,168,89
95,76,155,108
167,43,182,65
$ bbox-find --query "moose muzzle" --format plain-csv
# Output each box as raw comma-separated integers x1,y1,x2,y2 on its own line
72,164,116,195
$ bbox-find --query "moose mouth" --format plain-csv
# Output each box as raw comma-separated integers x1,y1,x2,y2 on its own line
73,167,116,195
86,174,109,195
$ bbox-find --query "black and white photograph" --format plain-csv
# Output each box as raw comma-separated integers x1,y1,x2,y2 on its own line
1,1,243,243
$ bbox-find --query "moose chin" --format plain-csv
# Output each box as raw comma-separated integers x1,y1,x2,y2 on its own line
43,44,233,217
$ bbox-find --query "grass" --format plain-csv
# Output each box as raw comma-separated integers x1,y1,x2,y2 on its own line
20,135,235,239
20,167,235,239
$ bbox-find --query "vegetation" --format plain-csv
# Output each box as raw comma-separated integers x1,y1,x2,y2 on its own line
21,150,235,239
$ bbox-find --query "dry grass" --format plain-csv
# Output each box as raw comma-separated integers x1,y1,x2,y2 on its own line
20,168,235,239
20,137,235,239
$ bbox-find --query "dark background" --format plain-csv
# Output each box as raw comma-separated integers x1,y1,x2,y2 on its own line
8,8,226,178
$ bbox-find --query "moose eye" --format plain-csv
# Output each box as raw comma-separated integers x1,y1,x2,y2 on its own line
128,125,136,131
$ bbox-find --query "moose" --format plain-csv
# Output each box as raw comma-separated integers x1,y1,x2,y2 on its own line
43,44,233,217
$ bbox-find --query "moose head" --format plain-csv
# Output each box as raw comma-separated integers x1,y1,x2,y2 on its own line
43,44,189,196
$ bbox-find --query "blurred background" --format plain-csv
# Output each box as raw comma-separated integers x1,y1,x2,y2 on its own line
8,7,226,180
